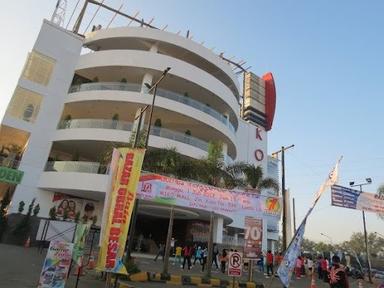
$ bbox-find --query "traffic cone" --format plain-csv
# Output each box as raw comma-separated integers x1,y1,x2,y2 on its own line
310,271,317,288
24,236,31,248
87,255,96,270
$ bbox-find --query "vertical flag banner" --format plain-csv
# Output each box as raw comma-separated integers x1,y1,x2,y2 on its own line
38,241,74,288
97,148,146,274
72,223,91,266
277,157,342,287
243,217,263,258
277,220,306,287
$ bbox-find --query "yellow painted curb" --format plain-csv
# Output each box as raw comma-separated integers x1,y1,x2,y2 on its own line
153,273,162,281
246,282,256,288
210,278,221,286
191,276,202,285
198,284,212,288
129,272,148,282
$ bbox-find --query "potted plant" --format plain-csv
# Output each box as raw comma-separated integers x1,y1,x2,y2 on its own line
185,130,191,136
63,115,72,128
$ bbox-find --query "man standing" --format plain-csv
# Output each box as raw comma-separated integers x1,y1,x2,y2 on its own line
182,244,192,270
266,250,274,277
154,243,165,262
328,255,349,288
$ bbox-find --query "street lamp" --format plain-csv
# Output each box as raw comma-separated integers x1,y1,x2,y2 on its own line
350,178,373,283
144,67,171,148
320,232,333,245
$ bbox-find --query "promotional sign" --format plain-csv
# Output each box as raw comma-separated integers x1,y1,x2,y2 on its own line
52,193,100,224
97,148,145,274
331,185,384,213
72,223,91,266
0,166,23,184
243,217,263,258
138,174,282,227
37,241,74,288
228,251,243,277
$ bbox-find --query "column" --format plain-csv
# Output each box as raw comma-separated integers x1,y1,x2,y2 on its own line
212,216,223,244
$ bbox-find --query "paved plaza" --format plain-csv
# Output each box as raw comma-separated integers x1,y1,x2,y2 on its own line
0,244,380,288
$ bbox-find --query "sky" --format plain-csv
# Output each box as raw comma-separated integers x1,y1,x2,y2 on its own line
1,0,383,243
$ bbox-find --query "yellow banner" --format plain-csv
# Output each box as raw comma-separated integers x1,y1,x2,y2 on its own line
97,148,145,274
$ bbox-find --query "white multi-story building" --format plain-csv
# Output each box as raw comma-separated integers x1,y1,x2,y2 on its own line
0,15,279,250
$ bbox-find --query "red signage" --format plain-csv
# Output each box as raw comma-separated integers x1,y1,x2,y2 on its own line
228,251,243,277
243,217,263,259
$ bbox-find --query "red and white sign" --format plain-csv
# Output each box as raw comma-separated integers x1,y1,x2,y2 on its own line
228,251,243,277
244,217,263,259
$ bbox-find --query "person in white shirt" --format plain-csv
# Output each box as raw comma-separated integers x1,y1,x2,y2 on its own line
307,257,314,275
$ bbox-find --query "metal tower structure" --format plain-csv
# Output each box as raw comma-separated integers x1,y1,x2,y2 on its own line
51,0,67,27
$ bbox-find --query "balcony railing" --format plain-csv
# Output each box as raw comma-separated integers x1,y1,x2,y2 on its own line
69,82,236,133
0,155,21,169
45,161,108,174
57,119,209,152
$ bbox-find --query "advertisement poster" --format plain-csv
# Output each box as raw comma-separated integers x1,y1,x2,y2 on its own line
37,241,74,288
331,185,384,213
138,174,282,228
243,217,263,258
97,148,145,274
52,193,100,224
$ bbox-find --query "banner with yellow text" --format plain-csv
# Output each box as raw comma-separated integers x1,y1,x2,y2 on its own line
97,148,145,274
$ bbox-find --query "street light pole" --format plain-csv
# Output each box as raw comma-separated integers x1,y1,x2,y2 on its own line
350,179,373,284
272,144,294,252
125,67,171,261
320,232,333,245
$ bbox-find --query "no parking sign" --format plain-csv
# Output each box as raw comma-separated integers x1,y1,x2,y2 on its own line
228,251,243,277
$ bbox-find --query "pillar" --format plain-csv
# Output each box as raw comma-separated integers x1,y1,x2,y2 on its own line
212,216,223,244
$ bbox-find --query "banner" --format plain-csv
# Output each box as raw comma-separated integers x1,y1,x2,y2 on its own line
277,220,306,287
331,185,384,213
243,217,263,258
277,158,341,287
97,148,145,274
138,174,282,228
38,241,73,288
72,223,91,266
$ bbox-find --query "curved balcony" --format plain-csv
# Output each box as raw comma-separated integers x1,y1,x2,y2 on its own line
57,118,209,152
69,82,236,133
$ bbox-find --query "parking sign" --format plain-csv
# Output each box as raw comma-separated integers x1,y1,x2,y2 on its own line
228,251,243,277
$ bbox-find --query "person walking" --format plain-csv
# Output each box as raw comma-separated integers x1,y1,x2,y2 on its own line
173,244,182,266
317,256,323,279
220,249,228,273
295,256,303,279
193,246,203,265
328,255,349,288
154,243,165,262
201,246,208,272
266,250,274,277
182,244,192,270
212,244,219,269
322,257,329,282
307,256,314,276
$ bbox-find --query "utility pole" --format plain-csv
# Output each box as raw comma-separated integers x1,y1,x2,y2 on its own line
350,178,373,284
272,144,294,252
292,197,296,234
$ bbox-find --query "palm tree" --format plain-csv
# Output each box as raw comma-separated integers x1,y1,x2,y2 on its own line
242,164,279,193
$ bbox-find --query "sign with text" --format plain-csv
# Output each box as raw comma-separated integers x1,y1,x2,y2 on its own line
97,148,145,275
138,174,282,228
0,166,23,184
37,241,73,288
244,217,263,258
331,185,384,214
228,251,243,277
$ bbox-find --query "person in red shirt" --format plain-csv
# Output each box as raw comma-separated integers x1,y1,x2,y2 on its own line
328,255,349,288
321,257,329,281
266,250,274,277
182,244,192,270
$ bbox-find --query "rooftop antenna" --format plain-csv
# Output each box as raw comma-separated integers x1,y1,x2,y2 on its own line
127,11,140,26
51,0,67,27
106,3,124,28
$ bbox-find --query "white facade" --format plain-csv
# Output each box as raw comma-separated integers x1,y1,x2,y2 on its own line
1,20,279,248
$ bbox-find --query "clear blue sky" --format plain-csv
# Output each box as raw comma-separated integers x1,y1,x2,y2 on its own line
1,0,383,242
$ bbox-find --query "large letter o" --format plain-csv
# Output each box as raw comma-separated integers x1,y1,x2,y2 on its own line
254,149,264,161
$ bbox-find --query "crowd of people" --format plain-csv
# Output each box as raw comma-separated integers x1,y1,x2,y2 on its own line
153,243,351,287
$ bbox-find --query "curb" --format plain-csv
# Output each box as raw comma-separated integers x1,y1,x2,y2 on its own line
122,272,265,288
